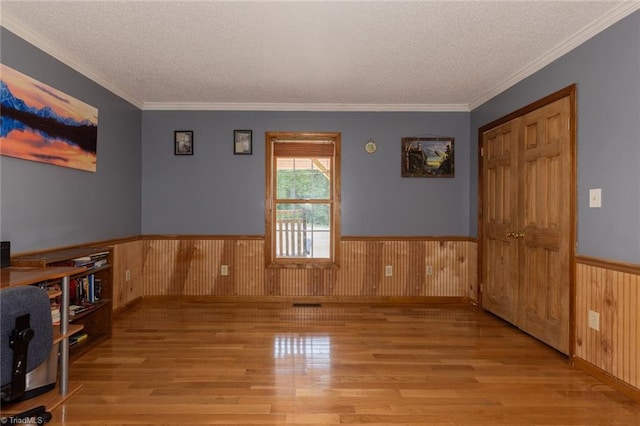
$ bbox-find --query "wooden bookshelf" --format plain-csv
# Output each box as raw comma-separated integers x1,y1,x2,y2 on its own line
11,246,114,360
0,266,85,416
1,266,85,289
53,324,84,345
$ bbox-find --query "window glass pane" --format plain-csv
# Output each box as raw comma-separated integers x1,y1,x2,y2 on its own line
276,158,331,200
275,203,331,259
306,204,331,258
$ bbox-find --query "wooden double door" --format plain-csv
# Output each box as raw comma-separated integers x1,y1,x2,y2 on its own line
481,90,574,354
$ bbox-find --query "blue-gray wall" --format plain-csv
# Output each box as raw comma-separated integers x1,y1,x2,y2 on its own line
142,111,471,236
470,11,640,264
0,28,142,253
2,10,639,264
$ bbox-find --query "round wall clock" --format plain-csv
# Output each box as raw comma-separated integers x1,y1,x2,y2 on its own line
365,140,377,154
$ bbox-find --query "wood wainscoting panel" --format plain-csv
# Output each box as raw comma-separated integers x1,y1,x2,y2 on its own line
139,237,477,300
266,268,337,297
112,239,145,311
234,239,265,296
141,239,264,296
336,239,477,298
575,258,639,392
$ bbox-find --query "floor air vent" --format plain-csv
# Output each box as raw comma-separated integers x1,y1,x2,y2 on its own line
292,303,322,308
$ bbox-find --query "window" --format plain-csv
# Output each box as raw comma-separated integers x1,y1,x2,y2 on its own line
265,132,341,267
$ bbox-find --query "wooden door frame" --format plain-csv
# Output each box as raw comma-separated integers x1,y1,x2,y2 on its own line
477,84,577,358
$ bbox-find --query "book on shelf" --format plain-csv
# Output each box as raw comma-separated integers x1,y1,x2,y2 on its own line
89,251,109,259
44,282,62,325
72,256,93,267
70,274,101,305
51,307,60,325
84,251,109,269
88,274,95,303
69,304,83,317
69,304,92,317
93,258,108,268
50,257,92,268
50,251,109,270
94,278,102,300
68,300,102,317
90,251,109,261
69,331,88,346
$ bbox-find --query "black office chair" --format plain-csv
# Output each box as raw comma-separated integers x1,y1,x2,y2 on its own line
1,285,54,424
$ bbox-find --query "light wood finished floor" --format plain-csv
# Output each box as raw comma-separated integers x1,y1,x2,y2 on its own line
49,299,639,425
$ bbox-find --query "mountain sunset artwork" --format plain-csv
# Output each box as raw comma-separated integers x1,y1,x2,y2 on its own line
1,64,98,172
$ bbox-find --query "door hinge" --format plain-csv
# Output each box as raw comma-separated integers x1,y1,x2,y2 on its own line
480,147,484,157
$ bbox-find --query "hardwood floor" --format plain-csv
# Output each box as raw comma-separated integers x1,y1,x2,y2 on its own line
49,298,640,425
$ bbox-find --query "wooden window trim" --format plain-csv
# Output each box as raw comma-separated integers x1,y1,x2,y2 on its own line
265,132,341,269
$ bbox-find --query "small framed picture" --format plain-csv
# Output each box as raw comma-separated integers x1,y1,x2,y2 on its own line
234,130,252,155
174,130,193,155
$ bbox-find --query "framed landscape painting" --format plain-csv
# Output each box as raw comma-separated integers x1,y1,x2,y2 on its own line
0,63,99,172
401,137,454,177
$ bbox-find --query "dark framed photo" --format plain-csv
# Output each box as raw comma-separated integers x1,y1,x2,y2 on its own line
234,130,252,155
174,130,193,155
401,137,454,177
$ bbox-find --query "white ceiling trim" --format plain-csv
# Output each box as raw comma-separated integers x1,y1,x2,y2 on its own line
141,102,470,112
0,13,144,109
469,2,640,110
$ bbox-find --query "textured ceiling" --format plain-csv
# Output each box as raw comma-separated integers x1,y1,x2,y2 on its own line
1,1,638,111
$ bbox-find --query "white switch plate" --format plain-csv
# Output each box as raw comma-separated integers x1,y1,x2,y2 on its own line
385,265,393,276
589,188,602,208
125,270,131,281
426,265,433,276
588,310,600,331
221,265,229,276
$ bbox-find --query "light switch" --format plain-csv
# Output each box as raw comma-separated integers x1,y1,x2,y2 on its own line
589,188,602,208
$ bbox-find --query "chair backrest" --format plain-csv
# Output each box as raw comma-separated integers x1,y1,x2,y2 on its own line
0,286,53,389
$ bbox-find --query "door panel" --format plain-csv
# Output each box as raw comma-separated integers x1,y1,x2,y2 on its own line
481,95,572,355
519,97,571,354
482,119,520,324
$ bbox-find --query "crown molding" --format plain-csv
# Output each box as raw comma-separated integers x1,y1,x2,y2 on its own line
0,13,144,109
0,14,466,113
141,102,470,112
469,2,640,110
3,2,636,114
0,12,467,113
